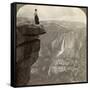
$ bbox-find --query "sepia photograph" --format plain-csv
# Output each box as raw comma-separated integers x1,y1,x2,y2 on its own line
12,3,88,87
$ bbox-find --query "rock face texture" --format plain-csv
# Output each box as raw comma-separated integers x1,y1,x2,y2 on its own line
16,19,46,86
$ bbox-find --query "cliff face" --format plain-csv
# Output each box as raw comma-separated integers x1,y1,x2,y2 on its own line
16,19,46,86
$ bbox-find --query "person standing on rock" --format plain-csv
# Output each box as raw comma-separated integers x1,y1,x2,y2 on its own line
34,9,40,24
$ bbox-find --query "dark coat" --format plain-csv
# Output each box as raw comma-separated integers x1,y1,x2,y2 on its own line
35,14,39,24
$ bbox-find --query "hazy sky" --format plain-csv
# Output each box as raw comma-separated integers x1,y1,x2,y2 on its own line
17,5,86,23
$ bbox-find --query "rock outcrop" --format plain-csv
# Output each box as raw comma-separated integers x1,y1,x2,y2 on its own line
16,19,46,86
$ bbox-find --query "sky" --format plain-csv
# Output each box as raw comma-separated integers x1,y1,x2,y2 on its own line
17,4,86,23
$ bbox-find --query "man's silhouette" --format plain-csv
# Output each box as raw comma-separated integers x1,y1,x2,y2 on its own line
34,9,40,24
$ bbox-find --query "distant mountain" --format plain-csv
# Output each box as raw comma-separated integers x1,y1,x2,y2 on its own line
31,20,86,83
39,20,86,56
